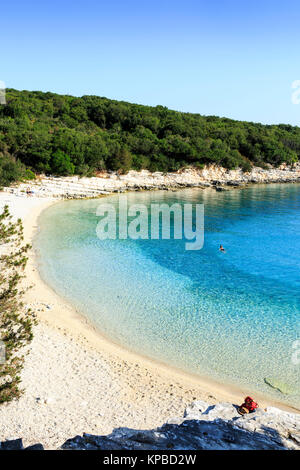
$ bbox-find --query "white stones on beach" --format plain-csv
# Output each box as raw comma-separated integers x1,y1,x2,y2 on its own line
44,397,56,405
0,317,299,450
1,181,300,450
3,164,300,200
183,400,210,419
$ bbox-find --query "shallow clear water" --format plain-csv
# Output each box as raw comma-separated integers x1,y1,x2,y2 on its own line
35,184,300,407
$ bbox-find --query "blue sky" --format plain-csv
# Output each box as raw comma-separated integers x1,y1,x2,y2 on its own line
1,0,300,125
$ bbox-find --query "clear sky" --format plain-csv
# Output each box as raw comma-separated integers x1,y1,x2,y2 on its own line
1,0,300,125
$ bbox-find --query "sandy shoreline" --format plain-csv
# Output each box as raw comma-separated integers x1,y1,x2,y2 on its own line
0,191,298,449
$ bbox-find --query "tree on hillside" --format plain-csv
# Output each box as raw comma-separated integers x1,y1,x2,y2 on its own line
108,147,133,174
0,153,33,188
51,150,75,175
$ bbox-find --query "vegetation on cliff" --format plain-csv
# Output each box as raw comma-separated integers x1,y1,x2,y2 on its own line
0,88,299,185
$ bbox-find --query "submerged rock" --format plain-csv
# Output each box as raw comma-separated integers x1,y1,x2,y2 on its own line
264,377,294,395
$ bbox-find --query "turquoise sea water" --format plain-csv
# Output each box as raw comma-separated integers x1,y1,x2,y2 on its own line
35,184,300,407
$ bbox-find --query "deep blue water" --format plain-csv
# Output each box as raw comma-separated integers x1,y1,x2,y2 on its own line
35,184,300,407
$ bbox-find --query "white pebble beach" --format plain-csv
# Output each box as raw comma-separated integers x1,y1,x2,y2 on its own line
0,187,298,449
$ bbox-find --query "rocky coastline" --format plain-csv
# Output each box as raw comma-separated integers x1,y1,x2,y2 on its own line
3,163,300,199
1,400,299,450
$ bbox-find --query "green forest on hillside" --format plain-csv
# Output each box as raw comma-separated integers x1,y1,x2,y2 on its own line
0,89,299,186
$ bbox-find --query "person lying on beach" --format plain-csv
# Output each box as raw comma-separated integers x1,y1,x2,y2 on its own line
219,244,225,252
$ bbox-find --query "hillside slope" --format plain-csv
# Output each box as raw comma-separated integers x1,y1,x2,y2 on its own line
1,89,300,186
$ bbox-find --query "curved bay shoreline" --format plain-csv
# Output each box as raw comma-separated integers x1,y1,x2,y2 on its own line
0,168,299,449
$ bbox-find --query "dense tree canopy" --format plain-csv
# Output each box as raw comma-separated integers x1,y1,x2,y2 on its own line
0,88,299,185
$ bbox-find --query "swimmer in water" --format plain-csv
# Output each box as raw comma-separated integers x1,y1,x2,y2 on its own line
219,244,225,252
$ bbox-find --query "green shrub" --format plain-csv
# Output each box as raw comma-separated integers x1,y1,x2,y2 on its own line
240,160,252,172
51,150,75,175
24,169,36,180
108,148,133,174
0,206,34,403
0,154,27,187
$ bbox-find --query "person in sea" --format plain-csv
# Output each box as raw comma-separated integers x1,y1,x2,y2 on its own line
219,244,226,252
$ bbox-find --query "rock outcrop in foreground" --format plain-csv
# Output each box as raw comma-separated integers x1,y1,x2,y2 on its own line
1,401,299,450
